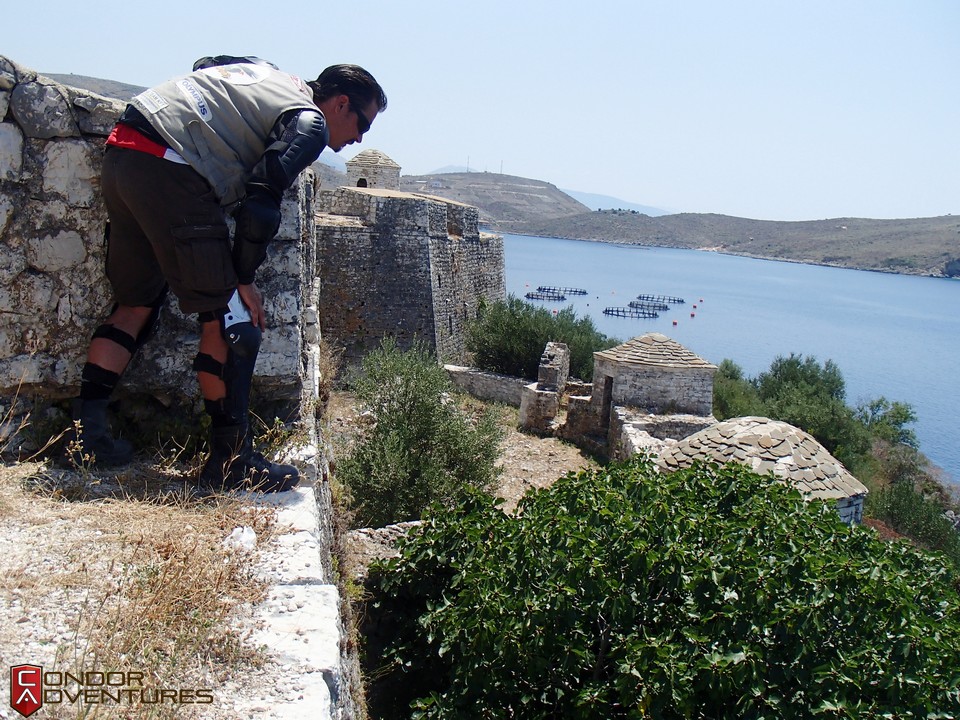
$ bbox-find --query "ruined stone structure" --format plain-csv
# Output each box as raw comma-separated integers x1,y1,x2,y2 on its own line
345,148,400,190
314,186,505,366
560,333,717,450
515,333,867,523
519,342,570,434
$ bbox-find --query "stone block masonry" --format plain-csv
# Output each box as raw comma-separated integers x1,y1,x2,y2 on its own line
315,187,505,367
445,365,530,406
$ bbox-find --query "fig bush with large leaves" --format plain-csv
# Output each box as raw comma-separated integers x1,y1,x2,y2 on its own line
363,458,960,719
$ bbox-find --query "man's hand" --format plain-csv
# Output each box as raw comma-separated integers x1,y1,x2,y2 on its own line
237,282,266,330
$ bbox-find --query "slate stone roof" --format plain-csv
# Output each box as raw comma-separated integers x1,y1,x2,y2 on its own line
595,333,717,369
346,149,400,169
658,416,868,501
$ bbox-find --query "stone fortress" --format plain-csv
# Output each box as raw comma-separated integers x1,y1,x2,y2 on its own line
0,56,867,718
317,151,505,366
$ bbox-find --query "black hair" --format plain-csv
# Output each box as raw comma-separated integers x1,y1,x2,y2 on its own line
308,64,387,112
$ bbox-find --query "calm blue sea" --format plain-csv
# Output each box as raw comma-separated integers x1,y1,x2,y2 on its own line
503,233,960,486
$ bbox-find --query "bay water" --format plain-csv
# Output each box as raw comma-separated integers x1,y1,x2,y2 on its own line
503,233,960,487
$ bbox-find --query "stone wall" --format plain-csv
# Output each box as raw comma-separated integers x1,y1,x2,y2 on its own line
444,365,529,407
0,55,318,427
315,187,505,367
592,356,715,417
609,407,715,461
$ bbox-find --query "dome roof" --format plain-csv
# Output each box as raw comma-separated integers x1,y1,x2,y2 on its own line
345,149,400,169
595,333,716,369
658,416,867,500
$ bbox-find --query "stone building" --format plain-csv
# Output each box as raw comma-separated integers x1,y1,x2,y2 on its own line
345,149,400,190
593,333,717,417
314,186,505,366
560,333,717,451
513,334,867,524
658,417,869,524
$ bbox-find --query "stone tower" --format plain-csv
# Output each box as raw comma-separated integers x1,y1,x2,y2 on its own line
345,149,401,190
315,186,505,366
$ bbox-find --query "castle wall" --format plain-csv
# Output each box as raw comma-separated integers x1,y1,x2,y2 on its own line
315,189,436,365
315,187,505,366
0,56,318,423
428,201,506,362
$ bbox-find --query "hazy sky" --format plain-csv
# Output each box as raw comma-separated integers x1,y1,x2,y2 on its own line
4,1,957,221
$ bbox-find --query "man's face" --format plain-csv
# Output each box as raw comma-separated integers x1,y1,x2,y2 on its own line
326,95,379,152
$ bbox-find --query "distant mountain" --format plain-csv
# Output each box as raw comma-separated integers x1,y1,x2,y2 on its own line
561,189,670,216
317,154,347,173
399,171,589,229
428,165,471,174
44,73,146,100
513,211,960,278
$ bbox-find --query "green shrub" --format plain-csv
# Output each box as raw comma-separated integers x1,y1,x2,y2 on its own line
365,459,960,718
753,354,871,469
338,339,502,529
869,478,960,566
712,359,762,420
865,443,960,566
466,295,619,381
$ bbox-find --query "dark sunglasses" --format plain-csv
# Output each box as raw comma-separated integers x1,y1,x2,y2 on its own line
350,101,371,135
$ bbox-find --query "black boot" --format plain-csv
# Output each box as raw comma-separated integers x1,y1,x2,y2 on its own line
199,424,299,493
67,398,134,467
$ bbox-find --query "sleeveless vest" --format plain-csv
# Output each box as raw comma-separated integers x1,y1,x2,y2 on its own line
131,64,317,207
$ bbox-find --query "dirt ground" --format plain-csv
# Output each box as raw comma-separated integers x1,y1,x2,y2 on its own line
334,391,601,576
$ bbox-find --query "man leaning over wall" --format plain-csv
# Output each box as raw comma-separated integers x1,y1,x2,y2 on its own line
0,56,355,480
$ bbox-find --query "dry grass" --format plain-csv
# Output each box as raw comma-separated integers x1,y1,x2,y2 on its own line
0,352,331,718
0,453,278,719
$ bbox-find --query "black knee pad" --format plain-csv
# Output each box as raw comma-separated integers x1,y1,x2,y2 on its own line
91,323,138,353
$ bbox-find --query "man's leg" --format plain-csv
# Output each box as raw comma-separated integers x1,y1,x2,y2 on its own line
71,300,163,466
73,145,170,467
197,318,229,402
193,308,299,493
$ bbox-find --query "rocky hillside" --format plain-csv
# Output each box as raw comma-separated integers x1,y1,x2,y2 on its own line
397,172,958,277
399,172,589,229
515,211,960,277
